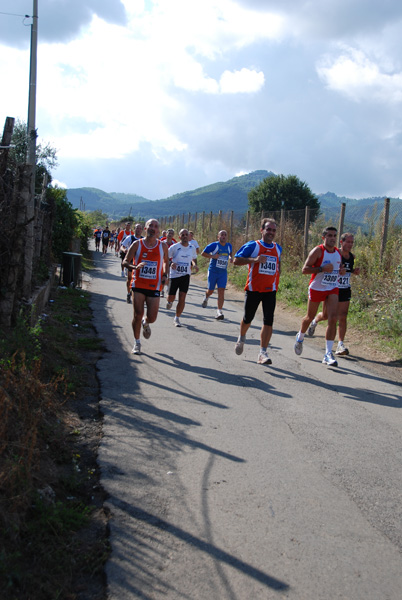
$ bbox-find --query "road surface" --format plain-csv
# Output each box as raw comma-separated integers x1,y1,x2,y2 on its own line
89,245,402,599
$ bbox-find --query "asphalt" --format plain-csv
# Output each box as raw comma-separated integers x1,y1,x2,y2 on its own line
89,246,402,600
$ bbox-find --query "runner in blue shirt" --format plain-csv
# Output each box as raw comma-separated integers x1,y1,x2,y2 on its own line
201,230,233,320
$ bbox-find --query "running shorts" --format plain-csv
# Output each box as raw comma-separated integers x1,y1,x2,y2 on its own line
207,270,227,291
243,290,277,326
308,287,339,303
168,275,190,296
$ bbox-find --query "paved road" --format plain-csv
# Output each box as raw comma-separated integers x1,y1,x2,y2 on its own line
89,246,402,599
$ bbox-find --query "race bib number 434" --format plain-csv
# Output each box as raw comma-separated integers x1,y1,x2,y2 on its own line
258,255,277,275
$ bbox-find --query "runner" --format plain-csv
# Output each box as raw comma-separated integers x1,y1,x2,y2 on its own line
122,219,169,355
102,225,110,254
166,229,198,327
307,232,360,356
160,229,177,297
120,223,144,303
233,218,281,365
109,229,117,252
201,230,233,320
189,231,200,255
94,226,102,251
118,222,133,277
294,225,346,366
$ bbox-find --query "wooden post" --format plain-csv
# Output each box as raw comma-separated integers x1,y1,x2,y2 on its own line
280,208,285,247
194,212,198,232
218,210,222,231
209,211,213,231
230,211,234,246
187,212,191,230
0,116,15,175
380,197,390,262
245,211,250,242
338,202,346,245
303,206,310,260
202,211,205,234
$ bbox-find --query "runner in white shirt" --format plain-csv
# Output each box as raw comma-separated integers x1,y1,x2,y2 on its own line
188,231,200,255
166,229,198,327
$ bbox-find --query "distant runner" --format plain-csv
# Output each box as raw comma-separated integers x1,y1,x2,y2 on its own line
201,230,233,320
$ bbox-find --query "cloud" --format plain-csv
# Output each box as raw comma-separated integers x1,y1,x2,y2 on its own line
317,47,402,103
219,68,264,93
0,0,127,48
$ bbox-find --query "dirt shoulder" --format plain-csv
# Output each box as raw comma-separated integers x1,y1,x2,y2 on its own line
220,278,402,385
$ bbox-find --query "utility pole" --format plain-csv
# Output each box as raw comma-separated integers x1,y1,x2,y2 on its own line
27,0,38,167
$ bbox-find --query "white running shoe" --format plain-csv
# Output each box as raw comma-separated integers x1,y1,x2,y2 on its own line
132,341,141,355
142,319,151,339
121,271,126,278
294,336,303,355
235,340,244,355
166,301,173,310
322,352,338,366
335,342,349,356
215,311,224,320
307,320,317,337
257,350,272,365
174,317,182,327
201,297,208,308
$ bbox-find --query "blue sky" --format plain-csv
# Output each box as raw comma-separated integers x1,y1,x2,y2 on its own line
1,0,402,200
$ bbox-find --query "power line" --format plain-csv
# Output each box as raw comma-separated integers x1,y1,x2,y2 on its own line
0,11,31,18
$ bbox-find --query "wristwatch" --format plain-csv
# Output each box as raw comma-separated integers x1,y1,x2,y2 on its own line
318,266,323,273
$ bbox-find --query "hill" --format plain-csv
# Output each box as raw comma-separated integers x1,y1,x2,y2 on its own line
65,172,402,227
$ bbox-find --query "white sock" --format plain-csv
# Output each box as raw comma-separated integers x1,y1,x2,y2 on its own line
297,331,305,342
326,340,334,354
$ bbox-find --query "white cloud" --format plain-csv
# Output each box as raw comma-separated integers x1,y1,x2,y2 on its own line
220,68,264,94
317,47,402,103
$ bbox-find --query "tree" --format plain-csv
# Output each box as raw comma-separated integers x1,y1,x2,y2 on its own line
248,174,320,224
9,119,58,193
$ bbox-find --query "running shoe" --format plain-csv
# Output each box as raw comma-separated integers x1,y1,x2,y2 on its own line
142,319,151,339
294,336,303,355
174,317,182,327
166,301,173,310
335,342,349,356
257,350,272,365
201,297,208,308
322,352,338,367
132,341,141,355
307,320,317,337
126,293,131,304
215,311,224,320
121,271,126,278
235,340,244,355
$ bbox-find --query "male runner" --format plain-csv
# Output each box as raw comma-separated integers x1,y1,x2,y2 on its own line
118,222,133,277
307,232,360,356
201,230,233,320
101,225,110,254
189,231,200,255
120,223,143,303
123,219,169,355
94,227,102,251
294,226,346,366
166,229,198,327
233,218,281,365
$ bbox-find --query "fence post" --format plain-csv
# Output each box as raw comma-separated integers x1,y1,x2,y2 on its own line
303,206,310,260
245,211,250,242
209,211,213,231
187,212,191,230
194,212,198,232
230,211,234,246
202,211,205,234
218,210,222,231
338,202,346,245
280,208,285,247
380,197,390,262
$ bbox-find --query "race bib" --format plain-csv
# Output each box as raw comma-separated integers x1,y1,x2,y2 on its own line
140,261,157,279
338,273,351,289
322,271,338,286
258,255,277,275
175,261,189,275
216,255,228,269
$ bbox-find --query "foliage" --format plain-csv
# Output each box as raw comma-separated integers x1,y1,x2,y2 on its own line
47,186,79,261
8,119,58,193
248,174,320,225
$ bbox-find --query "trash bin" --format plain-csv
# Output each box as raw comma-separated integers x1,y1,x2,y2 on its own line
62,252,82,287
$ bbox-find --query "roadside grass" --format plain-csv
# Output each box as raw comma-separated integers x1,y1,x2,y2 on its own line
0,286,109,600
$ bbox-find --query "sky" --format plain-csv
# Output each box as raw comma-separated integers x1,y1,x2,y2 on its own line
1,0,402,200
